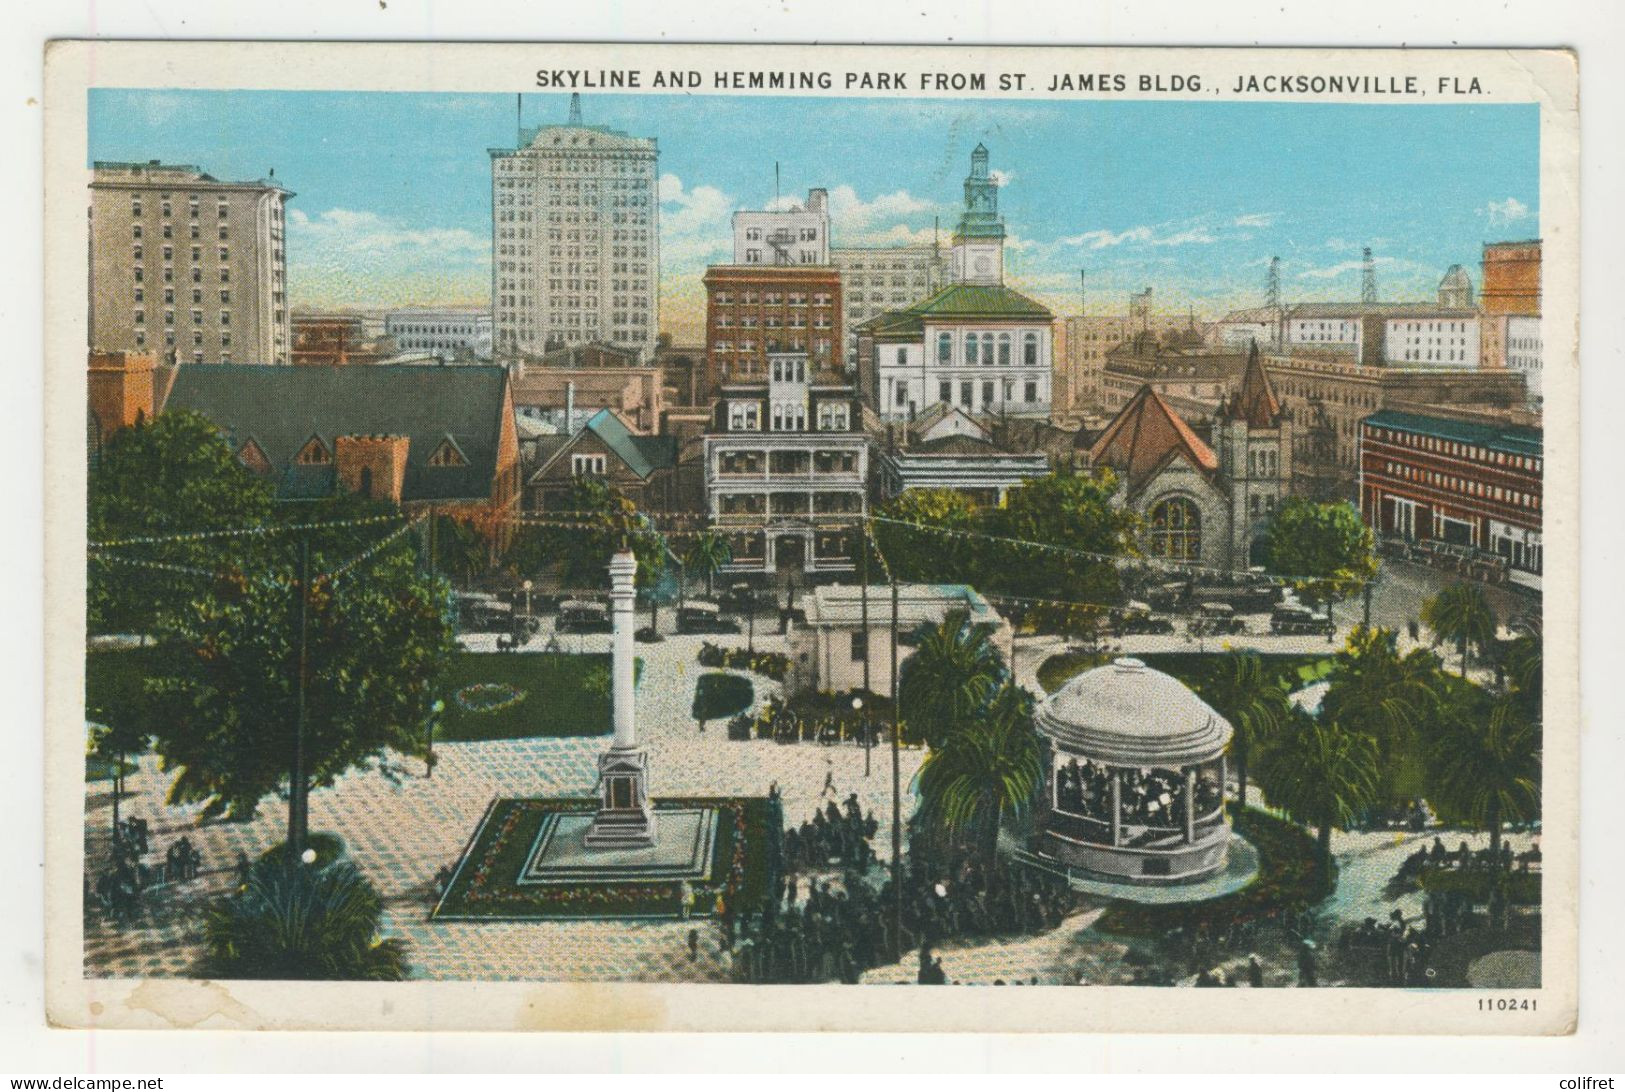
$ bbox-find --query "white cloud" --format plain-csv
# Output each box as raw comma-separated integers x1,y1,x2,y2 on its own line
284,207,488,308
988,169,1016,187
1482,196,1532,226
1232,212,1275,228
288,207,486,260
1057,220,1218,251
1062,225,1155,250
1151,226,1219,247
658,172,735,267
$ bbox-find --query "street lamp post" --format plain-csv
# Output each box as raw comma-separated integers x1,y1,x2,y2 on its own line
853,695,869,777
523,578,533,619
425,698,446,779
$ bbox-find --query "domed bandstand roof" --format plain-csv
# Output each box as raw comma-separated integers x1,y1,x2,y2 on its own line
1035,658,1233,768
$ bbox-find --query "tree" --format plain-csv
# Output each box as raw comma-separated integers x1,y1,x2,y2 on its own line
1425,689,1540,858
897,607,1007,749
134,517,456,837
506,478,666,591
203,857,407,980
1262,498,1377,614
1319,625,1444,801
684,530,733,596
429,512,494,589
983,469,1135,605
1255,711,1381,872
1192,650,1290,808
914,684,1043,873
871,487,982,586
1421,581,1498,677
88,410,276,636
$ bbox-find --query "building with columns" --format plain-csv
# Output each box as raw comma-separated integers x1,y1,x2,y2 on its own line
858,146,1054,421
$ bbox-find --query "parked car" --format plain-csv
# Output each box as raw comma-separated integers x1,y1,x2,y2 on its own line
719,582,759,614
1111,602,1176,636
454,592,514,633
556,599,612,634
1270,604,1335,637
676,601,741,635
1193,602,1247,635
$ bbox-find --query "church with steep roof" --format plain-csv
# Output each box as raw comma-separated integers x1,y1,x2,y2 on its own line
1086,344,1293,572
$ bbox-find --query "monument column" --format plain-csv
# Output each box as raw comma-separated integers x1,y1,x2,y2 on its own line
584,548,658,848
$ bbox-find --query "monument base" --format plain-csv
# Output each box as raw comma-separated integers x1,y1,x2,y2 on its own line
583,746,657,848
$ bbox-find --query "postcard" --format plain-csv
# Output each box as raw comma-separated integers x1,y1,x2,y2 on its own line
42,41,1578,1033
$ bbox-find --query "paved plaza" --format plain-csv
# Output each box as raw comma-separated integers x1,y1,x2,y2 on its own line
84,625,925,982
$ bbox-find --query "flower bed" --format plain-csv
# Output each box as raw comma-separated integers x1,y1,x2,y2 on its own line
454,682,527,714
432,796,775,920
1093,807,1334,937
698,641,789,680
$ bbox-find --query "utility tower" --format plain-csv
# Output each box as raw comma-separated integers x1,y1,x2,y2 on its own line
1361,247,1378,304
1266,256,1282,347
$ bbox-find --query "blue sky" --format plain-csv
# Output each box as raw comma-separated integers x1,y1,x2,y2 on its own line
88,90,1540,335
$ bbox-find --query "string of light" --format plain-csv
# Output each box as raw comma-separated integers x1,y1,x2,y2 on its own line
89,512,408,550
325,516,427,585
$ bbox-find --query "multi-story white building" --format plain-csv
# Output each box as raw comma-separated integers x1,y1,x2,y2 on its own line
858,145,1054,421
832,244,948,371
733,188,829,267
704,352,868,575
489,96,658,363
1504,314,1543,409
383,309,493,361
89,160,292,364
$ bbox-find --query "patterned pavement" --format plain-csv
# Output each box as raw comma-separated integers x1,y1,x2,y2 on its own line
83,627,926,982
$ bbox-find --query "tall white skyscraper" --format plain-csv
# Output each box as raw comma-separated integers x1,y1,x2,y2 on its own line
490,95,659,362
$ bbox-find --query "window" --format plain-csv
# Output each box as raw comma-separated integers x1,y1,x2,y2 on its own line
572,454,607,477
939,380,952,405
1025,380,1039,403
982,380,994,406
965,333,979,366
998,333,1011,366
295,436,332,466
428,439,467,467
1023,332,1039,366
894,382,909,410
850,631,868,663
895,347,907,366
959,381,972,407
936,332,953,364
1148,497,1202,561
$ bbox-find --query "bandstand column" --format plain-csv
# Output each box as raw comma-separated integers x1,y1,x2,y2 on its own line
1184,766,1197,844
1109,767,1122,847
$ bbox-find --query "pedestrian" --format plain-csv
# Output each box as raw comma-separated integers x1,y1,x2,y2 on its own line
678,880,693,920
820,759,836,798
687,928,700,961
1247,954,1264,988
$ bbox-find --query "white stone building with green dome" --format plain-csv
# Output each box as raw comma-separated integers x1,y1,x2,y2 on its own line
857,145,1055,421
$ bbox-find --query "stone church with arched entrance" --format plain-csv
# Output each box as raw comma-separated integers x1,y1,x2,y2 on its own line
1085,346,1293,573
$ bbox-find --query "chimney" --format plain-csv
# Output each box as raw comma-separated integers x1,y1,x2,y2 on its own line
565,380,576,431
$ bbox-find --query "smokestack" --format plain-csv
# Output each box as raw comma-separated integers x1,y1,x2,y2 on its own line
566,380,575,431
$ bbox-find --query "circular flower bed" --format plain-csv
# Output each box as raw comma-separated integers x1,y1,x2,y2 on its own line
455,682,528,714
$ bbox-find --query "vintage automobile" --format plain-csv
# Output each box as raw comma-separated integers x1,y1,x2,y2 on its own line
1269,604,1335,637
1110,601,1177,636
556,599,613,634
1193,601,1247,635
676,600,742,635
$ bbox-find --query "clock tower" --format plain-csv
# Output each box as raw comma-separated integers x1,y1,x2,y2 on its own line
951,144,1007,286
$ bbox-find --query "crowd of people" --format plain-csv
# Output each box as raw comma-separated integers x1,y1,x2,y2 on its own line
87,817,203,922
1395,835,1542,883
725,796,1079,984
1051,758,1223,832
783,794,880,874
732,697,883,748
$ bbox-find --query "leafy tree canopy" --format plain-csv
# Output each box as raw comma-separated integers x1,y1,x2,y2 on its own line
1262,498,1377,609
506,478,667,591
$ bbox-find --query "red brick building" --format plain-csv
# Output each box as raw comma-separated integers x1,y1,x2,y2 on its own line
701,265,841,402
1359,409,1543,589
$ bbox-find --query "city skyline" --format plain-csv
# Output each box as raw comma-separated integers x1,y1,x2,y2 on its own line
88,89,1541,339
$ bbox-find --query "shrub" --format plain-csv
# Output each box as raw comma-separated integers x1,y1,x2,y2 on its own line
697,642,789,680
204,858,407,980
692,673,754,721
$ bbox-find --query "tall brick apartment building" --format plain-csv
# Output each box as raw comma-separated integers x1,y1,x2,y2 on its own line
700,265,842,403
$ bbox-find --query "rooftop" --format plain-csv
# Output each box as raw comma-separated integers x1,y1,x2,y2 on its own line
803,583,1002,628
1364,409,1542,457
1035,658,1233,767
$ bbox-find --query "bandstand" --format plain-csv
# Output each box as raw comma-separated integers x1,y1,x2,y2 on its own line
1033,657,1234,886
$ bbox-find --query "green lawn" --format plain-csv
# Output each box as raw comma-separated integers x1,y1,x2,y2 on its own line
437,652,642,742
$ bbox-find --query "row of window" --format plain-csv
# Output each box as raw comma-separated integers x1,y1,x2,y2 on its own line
716,491,864,515
132,266,233,285
716,449,861,475
714,314,834,329
1376,462,1541,509
932,330,1042,367
713,292,834,306
131,198,231,219
896,378,1042,409
1366,428,1541,474
725,401,851,432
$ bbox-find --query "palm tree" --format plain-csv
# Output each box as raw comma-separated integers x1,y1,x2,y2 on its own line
684,530,733,597
914,684,1043,873
203,858,407,980
1426,691,1540,858
1421,581,1497,677
897,607,1006,749
1319,625,1444,801
1193,650,1290,809
1255,710,1381,873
